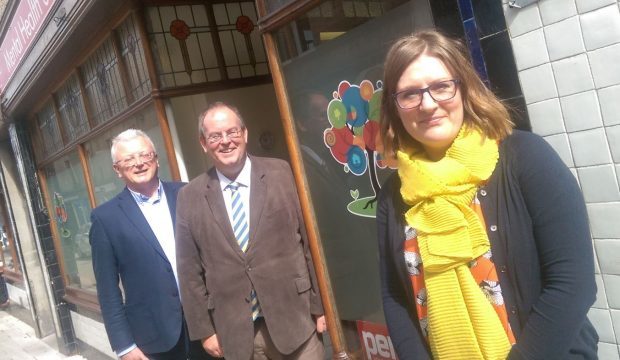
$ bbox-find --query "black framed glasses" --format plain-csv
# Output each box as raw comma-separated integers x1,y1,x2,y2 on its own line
392,79,460,109
115,152,156,168
206,127,245,144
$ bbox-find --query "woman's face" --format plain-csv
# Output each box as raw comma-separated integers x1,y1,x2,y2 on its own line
395,54,464,160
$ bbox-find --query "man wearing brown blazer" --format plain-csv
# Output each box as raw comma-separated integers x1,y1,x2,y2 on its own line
176,102,326,360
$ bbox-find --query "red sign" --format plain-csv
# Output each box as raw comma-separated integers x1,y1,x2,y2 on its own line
356,320,399,360
0,0,57,92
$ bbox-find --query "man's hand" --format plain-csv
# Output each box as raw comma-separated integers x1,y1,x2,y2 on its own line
316,315,327,333
202,334,224,358
120,347,148,360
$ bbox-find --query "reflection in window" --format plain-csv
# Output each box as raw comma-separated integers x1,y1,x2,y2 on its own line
116,13,151,101
56,74,89,143
276,0,431,338
0,195,20,273
44,152,94,290
84,104,172,206
35,102,64,159
81,37,128,126
275,0,406,63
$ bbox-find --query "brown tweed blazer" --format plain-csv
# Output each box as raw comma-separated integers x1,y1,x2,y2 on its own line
176,156,323,360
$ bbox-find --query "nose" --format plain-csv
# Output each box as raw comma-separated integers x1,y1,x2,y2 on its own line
419,90,438,111
220,133,233,144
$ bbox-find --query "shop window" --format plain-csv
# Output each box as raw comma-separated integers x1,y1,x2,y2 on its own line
272,0,432,346
81,37,128,127
84,104,172,206
0,194,20,274
145,2,269,87
56,75,90,143
35,102,64,159
116,13,151,101
43,151,95,291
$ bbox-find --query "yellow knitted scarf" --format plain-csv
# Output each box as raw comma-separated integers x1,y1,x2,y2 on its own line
397,127,511,359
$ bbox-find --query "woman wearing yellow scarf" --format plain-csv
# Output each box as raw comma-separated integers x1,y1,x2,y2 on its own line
377,31,598,359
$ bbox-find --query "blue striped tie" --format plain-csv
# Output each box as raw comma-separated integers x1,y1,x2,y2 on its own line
228,182,261,320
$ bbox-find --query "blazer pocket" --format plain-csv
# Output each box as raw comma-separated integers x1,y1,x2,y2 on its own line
295,276,311,294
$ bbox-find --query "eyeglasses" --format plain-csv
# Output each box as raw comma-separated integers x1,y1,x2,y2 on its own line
206,127,244,144
114,152,156,168
392,79,460,109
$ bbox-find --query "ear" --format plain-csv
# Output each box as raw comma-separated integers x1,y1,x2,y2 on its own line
113,164,122,178
199,135,209,153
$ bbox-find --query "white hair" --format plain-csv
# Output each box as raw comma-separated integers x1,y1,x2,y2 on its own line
110,129,156,163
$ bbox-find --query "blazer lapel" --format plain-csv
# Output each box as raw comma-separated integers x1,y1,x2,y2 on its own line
204,169,245,258
248,158,266,252
163,182,177,227
117,188,169,263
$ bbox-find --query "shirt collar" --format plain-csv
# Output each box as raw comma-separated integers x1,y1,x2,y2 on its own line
216,156,252,190
129,180,163,205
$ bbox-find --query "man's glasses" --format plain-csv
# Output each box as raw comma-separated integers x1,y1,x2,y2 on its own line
206,127,244,144
115,152,156,168
392,79,460,109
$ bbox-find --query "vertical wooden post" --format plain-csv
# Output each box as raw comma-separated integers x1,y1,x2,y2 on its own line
261,30,351,360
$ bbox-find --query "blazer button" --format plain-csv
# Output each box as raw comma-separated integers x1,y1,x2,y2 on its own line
510,306,517,315
490,225,497,232
499,265,507,273
479,189,487,197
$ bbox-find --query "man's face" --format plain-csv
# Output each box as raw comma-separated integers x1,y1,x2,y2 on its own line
113,136,159,192
200,106,248,179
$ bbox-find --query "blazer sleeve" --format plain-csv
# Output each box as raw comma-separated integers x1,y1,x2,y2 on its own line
175,185,216,341
283,161,324,315
377,176,431,360
89,211,134,352
506,133,596,359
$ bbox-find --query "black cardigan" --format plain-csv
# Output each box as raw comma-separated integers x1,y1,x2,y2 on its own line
377,130,599,359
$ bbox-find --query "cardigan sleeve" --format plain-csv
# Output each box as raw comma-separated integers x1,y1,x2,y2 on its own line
377,176,432,360
505,132,597,359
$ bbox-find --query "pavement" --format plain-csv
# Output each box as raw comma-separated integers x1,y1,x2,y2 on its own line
0,309,87,360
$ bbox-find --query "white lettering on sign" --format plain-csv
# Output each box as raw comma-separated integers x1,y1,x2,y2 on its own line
0,0,56,91
362,331,397,360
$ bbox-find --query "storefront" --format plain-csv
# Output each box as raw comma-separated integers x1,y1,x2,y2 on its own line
0,0,527,358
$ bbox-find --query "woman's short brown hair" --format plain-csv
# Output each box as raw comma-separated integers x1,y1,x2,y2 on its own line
380,30,513,158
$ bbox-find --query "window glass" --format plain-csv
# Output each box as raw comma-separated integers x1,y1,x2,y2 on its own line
0,196,20,273
43,152,94,290
275,0,433,338
84,104,172,206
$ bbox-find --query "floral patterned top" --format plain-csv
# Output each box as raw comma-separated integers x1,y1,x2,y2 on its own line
403,194,516,344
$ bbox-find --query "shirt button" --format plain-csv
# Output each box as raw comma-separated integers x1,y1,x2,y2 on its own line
490,225,498,232
480,189,487,196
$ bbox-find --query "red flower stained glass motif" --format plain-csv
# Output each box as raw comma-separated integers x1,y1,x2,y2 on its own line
236,15,254,35
170,19,190,40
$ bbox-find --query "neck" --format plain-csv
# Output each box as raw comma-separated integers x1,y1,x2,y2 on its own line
128,178,159,198
220,157,246,181
425,147,447,161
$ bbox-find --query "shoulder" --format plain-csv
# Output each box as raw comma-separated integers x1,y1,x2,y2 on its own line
91,190,126,217
500,130,552,158
179,173,209,195
252,156,290,171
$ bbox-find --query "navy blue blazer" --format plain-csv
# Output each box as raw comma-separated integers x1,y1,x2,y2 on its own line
90,181,185,354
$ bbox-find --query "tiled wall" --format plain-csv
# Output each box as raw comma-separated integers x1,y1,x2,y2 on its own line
503,0,620,358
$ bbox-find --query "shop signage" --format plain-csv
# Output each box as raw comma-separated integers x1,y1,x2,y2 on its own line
356,320,398,360
0,0,57,92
